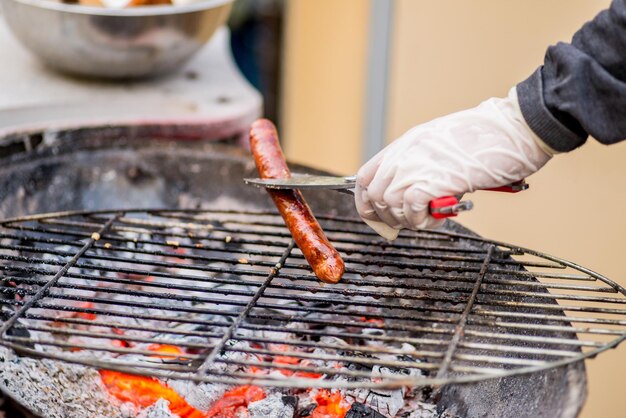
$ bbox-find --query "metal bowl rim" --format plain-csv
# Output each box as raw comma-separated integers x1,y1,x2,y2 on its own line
2,0,233,16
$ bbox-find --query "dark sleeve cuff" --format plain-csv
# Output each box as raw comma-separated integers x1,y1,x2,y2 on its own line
516,68,588,152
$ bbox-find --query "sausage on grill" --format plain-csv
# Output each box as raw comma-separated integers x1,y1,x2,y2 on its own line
249,119,345,283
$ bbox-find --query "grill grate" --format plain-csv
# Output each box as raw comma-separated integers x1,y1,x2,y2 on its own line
0,209,624,389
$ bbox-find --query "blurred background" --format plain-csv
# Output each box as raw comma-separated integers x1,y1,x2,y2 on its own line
230,1,625,417
0,0,622,415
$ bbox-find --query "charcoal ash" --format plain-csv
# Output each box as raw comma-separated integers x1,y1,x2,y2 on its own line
118,403,140,418
136,400,179,418
346,402,386,418
0,347,123,418
248,393,296,418
345,386,406,418
397,401,461,418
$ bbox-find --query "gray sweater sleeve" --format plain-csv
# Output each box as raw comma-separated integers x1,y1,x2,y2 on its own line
516,0,626,152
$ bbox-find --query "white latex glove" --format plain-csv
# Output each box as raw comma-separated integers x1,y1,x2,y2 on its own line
356,87,554,240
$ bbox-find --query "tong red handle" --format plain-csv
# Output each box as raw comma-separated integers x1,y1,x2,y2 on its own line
429,196,469,219
483,179,529,193
428,179,528,219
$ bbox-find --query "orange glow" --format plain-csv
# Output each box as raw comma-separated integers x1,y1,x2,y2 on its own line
116,272,155,281
75,302,97,320
146,344,184,358
310,389,350,418
274,355,300,365
247,344,323,379
111,339,131,348
272,350,322,379
274,353,300,376
296,370,323,379
52,302,97,324
206,385,266,418
249,365,265,375
359,316,384,324
166,247,191,264
110,327,132,348
99,370,205,418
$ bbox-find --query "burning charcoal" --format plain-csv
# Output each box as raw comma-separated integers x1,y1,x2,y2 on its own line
137,399,179,418
345,387,405,418
345,402,386,418
333,362,419,418
282,396,298,409
163,380,228,412
295,397,317,417
248,393,296,418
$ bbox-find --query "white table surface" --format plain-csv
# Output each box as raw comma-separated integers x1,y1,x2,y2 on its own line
0,16,262,136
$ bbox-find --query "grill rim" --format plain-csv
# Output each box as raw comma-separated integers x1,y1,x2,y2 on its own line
0,207,621,390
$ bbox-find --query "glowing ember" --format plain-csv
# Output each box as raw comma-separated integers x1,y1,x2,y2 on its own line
166,247,191,264
111,339,131,348
116,272,155,281
359,316,384,324
206,385,266,417
250,344,323,379
310,389,350,418
110,327,132,349
75,302,97,320
99,370,205,418
146,344,184,358
274,353,300,376
273,356,322,379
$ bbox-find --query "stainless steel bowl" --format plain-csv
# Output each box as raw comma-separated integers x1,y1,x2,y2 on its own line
0,0,233,78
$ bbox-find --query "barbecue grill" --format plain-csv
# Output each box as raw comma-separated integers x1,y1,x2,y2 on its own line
1,206,623,389
0,124,617,418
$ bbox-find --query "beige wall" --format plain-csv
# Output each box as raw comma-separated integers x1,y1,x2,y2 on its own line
283,1,626,417
281,0,370,175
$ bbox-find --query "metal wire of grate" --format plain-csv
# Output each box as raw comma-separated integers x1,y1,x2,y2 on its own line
0,209,624,389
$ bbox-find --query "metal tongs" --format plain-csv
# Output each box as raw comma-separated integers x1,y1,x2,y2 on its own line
244,174,528,219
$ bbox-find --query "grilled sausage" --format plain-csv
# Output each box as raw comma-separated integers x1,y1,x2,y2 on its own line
249,119,345,283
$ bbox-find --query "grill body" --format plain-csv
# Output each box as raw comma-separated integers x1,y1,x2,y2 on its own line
0,125,589,418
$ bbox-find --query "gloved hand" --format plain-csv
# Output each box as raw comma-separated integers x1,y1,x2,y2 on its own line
356,87,554,240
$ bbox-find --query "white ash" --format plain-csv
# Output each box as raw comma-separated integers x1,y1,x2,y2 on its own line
333,349,427,418
402,403,437,418
399,401,456,418
248,394,295,418
235,327,292,343
137,399,179,418
346,382,406,418
218,339,261,370
118,402,140,418
0,347,123,418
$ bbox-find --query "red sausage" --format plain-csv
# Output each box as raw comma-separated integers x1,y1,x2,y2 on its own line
249,119,345,283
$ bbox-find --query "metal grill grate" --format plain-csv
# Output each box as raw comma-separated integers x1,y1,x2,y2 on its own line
0,209,624,389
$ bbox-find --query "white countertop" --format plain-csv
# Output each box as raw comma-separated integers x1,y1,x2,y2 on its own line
0,15,262,136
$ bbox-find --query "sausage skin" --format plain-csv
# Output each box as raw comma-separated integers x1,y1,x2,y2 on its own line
249,119,345,283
